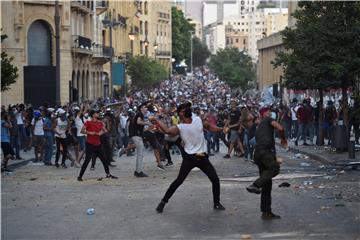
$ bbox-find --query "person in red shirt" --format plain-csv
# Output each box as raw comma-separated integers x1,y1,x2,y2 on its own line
77,109,117,181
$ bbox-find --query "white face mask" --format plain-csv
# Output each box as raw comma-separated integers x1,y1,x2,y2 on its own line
84,113,89,118
271,112,277,120
12,109,18,114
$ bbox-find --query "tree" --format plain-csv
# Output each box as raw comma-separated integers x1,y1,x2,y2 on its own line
273,1,360,145
1,33,18,92
186,37,210,67
127,56,167,89
171,7,194,64
209,47,255,91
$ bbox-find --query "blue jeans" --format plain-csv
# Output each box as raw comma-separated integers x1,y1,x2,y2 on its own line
44,135,54,163
17,124,27,149
11,135,20,158
205,131,214,153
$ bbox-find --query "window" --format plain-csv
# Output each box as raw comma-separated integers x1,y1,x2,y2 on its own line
145,21,148,35
237,22,240,25
243,39,246,44
140,21,143,35
144,1,148,15
235,38,239,43
256,21,260,25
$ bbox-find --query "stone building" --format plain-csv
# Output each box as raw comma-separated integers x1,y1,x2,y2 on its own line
1,0,112,106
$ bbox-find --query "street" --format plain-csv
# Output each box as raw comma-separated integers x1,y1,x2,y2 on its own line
2,145,359,240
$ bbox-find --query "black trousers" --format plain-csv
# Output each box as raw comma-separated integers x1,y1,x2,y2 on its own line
79,143,110,178
161,153,220,205
91,135,111,167
214,132,229,152
253,148,280,213
55,137,67,164
164,138,184,163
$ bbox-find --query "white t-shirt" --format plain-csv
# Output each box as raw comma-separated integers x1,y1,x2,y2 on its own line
75,116,85,137
16,112,24,125
31,118,44,136
55,118,68,139
291,105,299,121
177,116,207,154
119,115,128,130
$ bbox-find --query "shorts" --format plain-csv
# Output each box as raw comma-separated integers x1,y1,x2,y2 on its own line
77,136,86,151
33,135,45,146
229,130,239,144
1,142,15,157
143,131,162,150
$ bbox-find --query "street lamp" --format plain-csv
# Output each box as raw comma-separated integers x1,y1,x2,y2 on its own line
153,42,158,60
128,26,136,56
143,35,149,56
102,12,121,98
190,31,194,76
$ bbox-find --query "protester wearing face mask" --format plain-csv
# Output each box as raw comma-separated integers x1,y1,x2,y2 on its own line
54,109,69,168
246,107,287,220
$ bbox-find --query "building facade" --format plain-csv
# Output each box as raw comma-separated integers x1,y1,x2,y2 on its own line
257,1,297,94
1,0,111,106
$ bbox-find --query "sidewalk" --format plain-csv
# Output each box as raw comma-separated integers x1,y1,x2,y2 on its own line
276,139,360,166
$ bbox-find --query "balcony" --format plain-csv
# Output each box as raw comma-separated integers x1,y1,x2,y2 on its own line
156,51,171,58
158,12,170,23
72,35,93,55
96,0,108,15
71,0,93,15
92,45,113,64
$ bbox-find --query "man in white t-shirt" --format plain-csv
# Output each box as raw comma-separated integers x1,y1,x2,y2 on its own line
150,102,226,213
31,110,45,162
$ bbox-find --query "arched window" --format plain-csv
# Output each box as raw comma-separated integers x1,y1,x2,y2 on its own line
145,21,148,35
27,20,52,65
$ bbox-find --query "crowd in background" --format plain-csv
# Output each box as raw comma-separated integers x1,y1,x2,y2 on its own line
1,69,359,173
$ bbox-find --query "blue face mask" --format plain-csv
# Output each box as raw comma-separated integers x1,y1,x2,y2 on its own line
271,112,277,119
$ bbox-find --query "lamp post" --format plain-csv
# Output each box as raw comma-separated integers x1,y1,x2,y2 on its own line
102,12,120,98
54,0,61,105
190,31,194,76
128,26,135,56
143,35,149,56
153,42,158,60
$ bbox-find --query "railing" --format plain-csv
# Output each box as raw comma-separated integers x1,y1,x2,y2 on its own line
156,51,171,56
72,35,92,53
93,45,113,58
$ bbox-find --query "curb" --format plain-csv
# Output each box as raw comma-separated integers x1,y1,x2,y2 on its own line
276,143,333,165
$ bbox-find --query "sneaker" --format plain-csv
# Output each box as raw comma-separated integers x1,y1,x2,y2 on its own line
262,212,281,220
15,156,23,160
90,167,95,171
74,162,81,168
213,203,226,211
302,143,309,146
156,201,166,213
118,148,125,158
55,163,60,168
109,163,117,167
223,154,230,159
157,164,165,171
134,171,149,177
2,167,12,173
106,174,118,179
77,176,83,181
44,162,54,166
165,162,173,167
246,184,261,194
61,163,67,169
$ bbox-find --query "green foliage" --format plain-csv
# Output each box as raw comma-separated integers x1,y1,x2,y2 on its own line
172,7,195,64
127,56,167,89
1,34,18,92
186,37,210,67
273,1,360,91
209,47,255,91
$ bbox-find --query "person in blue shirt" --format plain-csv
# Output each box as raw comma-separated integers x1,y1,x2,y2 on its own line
1,111,15,172
43,109,55,166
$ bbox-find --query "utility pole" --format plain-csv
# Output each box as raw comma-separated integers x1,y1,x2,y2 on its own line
109,12,113,99
55,0,61,105
190,31,193,76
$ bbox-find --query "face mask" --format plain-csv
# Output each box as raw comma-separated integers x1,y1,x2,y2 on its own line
12,109,18,114
84,113,89,118
271,112,277,120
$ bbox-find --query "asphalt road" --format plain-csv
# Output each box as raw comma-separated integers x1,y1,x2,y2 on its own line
2,145,359,240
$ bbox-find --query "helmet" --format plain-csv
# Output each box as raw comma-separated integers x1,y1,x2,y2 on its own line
33,110,42,118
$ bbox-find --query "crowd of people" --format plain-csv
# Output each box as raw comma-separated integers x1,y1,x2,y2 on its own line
1,70,359,174
1,68,359,219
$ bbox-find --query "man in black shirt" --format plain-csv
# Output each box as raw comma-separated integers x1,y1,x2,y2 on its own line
224,102,241,158
246,107,287,220
128,103,149,178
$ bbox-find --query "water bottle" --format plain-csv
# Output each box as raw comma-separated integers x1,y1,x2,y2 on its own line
86,208,95,215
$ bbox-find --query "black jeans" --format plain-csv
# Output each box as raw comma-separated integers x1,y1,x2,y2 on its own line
253,148,280,213
161,153,220,205
55,137,67,164
213,132,229,152
79,143,110,178
164,138,184,163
